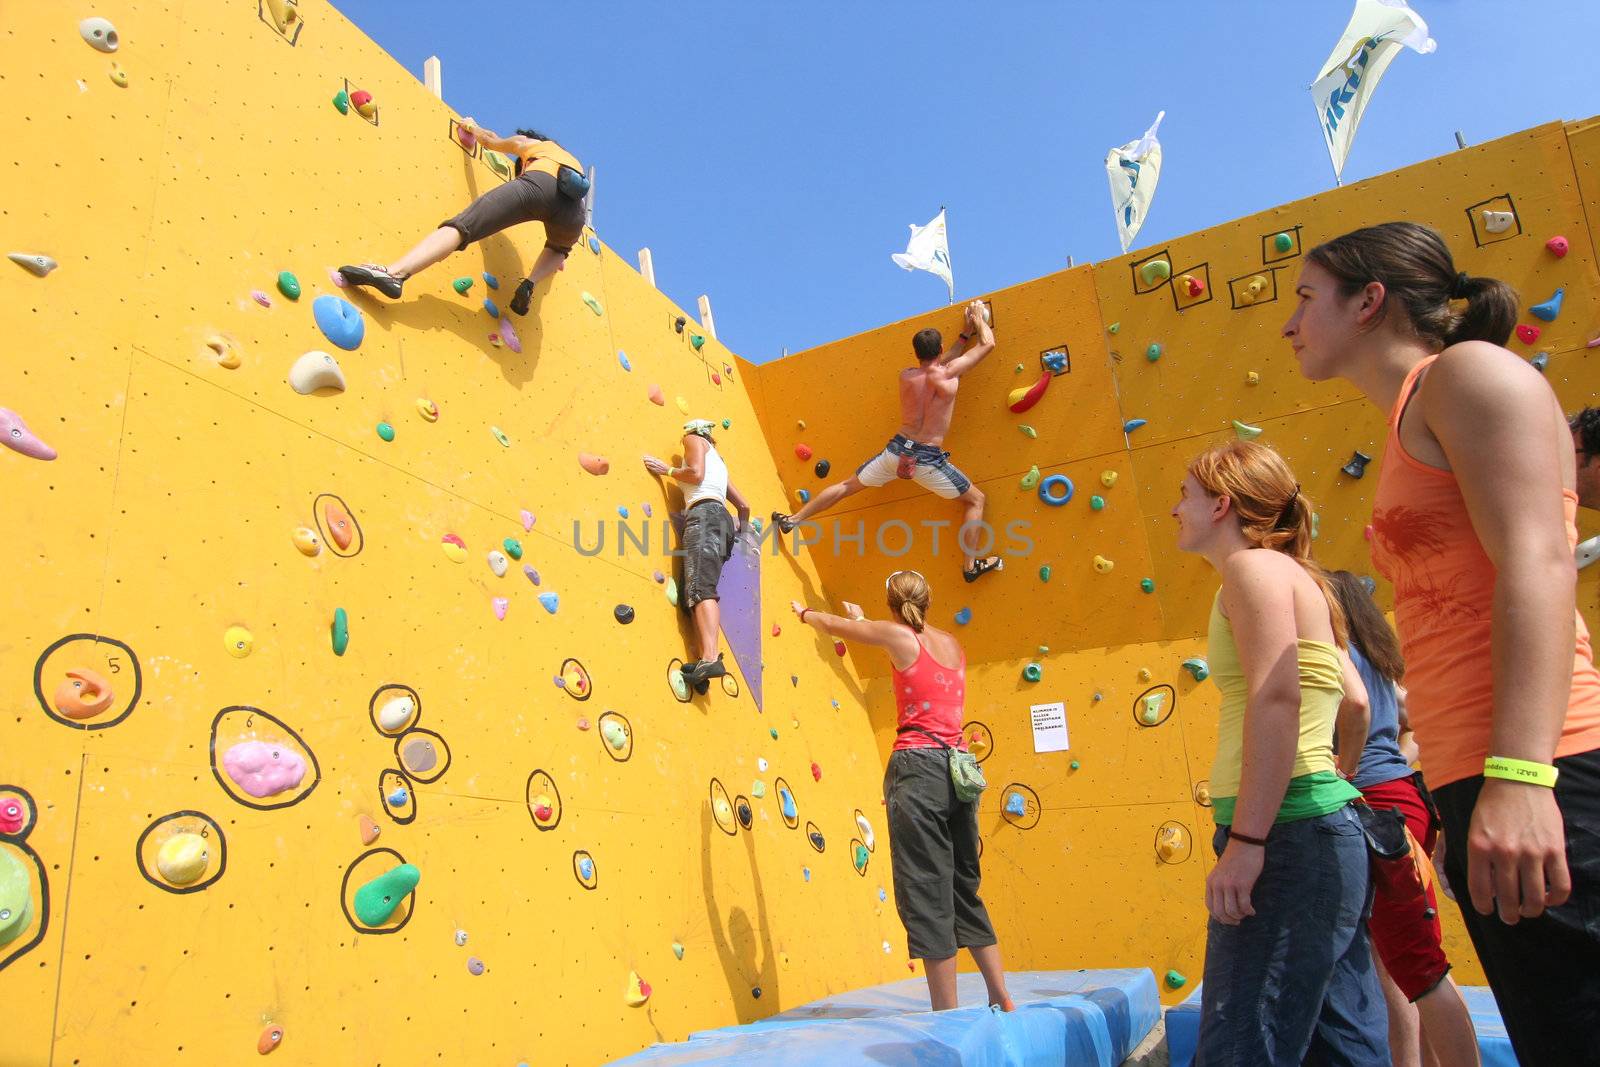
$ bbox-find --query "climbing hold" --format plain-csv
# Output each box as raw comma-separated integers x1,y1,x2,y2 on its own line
1181,657,1210,682
618,351,631,371
520,509,535,531
350,90,377,120
289,525,323,557
954,607,972,626
482,298,501,320
331,608,349,655
574,851,598,887
492,597,509,621
1020,465,1041,490
1531,352,1549,373
358,814,381,845
78,16,119,52
489,426,511,448
811,762,823,782
1007,373,1051,413
1546,235,1569,257
721,418,730,429
257,1025,284,1056
690,334,706,349
779,789,797,821
1038,565,1051,582
482,273,499,290
1530,287,1565,322
375,422,394,442
252,290,273,308
0,408,57,462
1272,232,1293,253
1139,259,1171,286
751,780,767,799
466,957,485,976
1341,450,1372,478
814,459,831,478
675,396,691,415
539,592,559,614
353,863,420,927
1165,970,1188,990
440,535,467,564
224,625,254,659
1238,275,1270,305
453,929,469,947
0,851,31,946
1179,275,1204,297
647,385,665,406
1231,419,1263,440
497,316,523,354
1038,475,1074,506
288,351,346,394
53,669,115,720
1003,792,1026,817
276,271,301,301
601,719,628,752
487,550,509,577
1022,663,1042,683
312,295,366,351
664,578,679,607
332,89,350,114
1482,209,1515,234
1019,424,1037,438
503,538,523,560
386,785,409,807
1069,760,1080,771
579,452,610,476
1138,667,1152,682
452,277,473,294
1577,534,1600,570
1139,691,1166,725
223,741,309,799
833,639,848,657
155,833,209,885
625,970,651,1007
377,693,415,733
581,292,604,316
105,64,124,87
1140,578,1155,593
852,842,870,874
1516,323,1541,345
1246,371,1261,386
1100,470,1118,489
7,253,58,277
415,398,440,422
797,489,810,504
794,443,813,462
1092,555,1114,574
1145,343,1162,362
1123,419,1147,434
321,499,355,550
1090,495,1105,511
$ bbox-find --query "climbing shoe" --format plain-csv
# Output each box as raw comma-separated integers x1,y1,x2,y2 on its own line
685,654,727,694
963,556,1004,583
770,511,797,535
338,264,403,299
510,278,535,317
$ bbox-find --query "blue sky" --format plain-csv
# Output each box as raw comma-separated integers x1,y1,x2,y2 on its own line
332,1,1600,363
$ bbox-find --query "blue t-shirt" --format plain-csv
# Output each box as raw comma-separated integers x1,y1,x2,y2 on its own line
1348,644,1415,790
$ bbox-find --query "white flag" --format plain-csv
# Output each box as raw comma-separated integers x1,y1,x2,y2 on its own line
891,209,953,302
1105,111,1165,254
1312,0,1436,181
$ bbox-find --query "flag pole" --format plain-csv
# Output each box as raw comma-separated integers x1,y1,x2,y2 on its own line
941,204,952,305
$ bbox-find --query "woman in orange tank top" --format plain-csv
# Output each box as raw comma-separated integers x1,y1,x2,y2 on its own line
792,571,1013,1014
1283,222,1600,1063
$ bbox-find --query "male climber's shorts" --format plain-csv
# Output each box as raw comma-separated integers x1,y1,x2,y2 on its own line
440,170,585,254
681,500,735,610
855,435,972,499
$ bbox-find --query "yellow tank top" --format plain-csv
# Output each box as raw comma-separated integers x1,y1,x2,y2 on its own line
517,139,581,179
1207,590,1345,799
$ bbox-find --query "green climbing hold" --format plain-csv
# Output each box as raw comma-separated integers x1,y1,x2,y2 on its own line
581,292,604,316
672,941,685,960
665,578,679,607
332,89,350,115
1039,565,1051,582
669,667,690,702
0,849,34,947
769,727,779,740
1090,495,1105,511
1181,657,1210,682
1020,465,1041,490
503,538,523,560
1069,760,1081,771
690,334,706,350
1165,969,1188,990
452,277,473,294
1037,645,1049,655
852,843,870,873
375,422,394,442
1107,322,1120,334
722,419,731,429
490,426,511,447
1231,419,1263,440
1022,663,1042,683
353,863,420,926
1145,343,1162,362
1139,691,1166,725
1139,259,1171,286
331,607,349,656
1272,232,1293,253
1140,578,1155,593
1019,425,1037,439
277,271,301,300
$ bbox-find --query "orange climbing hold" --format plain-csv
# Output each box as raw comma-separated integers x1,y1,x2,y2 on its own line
324,500,355,550
257,1025,284,1055
647,385,665,406
579,452,610,476
358,814,381,845
53,668,115,719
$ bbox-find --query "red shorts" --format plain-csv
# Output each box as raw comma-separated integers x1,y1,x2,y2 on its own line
1360,773,1451,1001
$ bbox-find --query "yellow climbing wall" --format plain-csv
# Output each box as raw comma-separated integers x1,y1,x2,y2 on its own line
749,117,1600,1000
1,3,908,1064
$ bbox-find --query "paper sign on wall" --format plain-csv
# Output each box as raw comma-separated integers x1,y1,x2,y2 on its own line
1030,701,1069,754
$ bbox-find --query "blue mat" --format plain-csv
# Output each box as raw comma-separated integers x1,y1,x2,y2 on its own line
1165,982,1517,1066
611,969,1160,1066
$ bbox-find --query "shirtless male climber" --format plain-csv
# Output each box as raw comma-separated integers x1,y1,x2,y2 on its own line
772,300,1003,582
338,124,587,317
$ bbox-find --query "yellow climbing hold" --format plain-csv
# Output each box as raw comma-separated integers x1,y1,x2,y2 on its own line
156,832,209,885
1238,274,1270,305
291,527,322,557
675,396,691,415
625,969,651,1007
205,334,241,369
581,291,604,316
224,625,253,658
1156,825,1186,860
1231,419,1264,440
1138,667,1152,682
1092,555,1115,574
1246,371,1260,386
1100,470,1118,489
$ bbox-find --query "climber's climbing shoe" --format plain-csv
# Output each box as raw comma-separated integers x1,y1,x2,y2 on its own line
337,264,403,299
963,556,1004,583
510,278,535,317
770,511,797,535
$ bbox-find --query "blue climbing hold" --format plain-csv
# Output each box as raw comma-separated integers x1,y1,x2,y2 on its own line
954,607,972,626
312,295,365,351
1038,474,1074,506
1123,419,1147,434
779,789,797,820
802,867,811,882
589,236,602,255
618,350,631,371
1004,792,1026,817
1530,287,1564,322
539,592,559,614
1042,350,1068,374
618,505,630,518
387,786,409,806
577,854,594,880
484,298,500,319
797,489,811,504
1531,352,1549,372
482,272,500,290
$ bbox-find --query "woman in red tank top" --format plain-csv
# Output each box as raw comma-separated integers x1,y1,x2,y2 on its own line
792,571,1013,1013
1282,222,1600,1063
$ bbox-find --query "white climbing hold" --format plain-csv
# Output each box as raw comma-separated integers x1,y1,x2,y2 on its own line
287,351,345,395
487,550,509,578
7,253,58,277
377,694,415,732
78,17,119,52
1482,210,1515,234
1578,534,1600,571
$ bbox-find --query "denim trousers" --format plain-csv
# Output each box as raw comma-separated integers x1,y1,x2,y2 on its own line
1196,805,1389,1066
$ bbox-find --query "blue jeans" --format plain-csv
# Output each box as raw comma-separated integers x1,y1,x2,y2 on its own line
1196,805,1389,1066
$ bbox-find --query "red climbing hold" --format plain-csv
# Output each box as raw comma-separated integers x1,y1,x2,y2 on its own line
811,761,822,782
1515,324,1542,345
795,444,813,462
833,640,847,657
771,623,781,636
1547,235,1569,258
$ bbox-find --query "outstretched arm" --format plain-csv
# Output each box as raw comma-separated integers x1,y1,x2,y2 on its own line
941,300,996,378
465,124,532,156
790,599,917,656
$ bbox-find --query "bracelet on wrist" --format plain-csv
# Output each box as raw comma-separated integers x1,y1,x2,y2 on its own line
1484,755,1559,788
799,608,811,624
1227,829,1269,847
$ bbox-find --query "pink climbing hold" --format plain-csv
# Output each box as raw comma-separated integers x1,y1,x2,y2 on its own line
328,268,348,288
771,623,781,637
0,407,58,460
498,317,522,354
520,509,535,531
647,385,665,406
251,290,272,308
1547,235,1569,258
492,597,509,621
222,740,308,799
1516,324,1542,345
712,372,722,385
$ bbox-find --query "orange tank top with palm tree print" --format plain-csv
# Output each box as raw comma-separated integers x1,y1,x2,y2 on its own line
1368,354,1600,787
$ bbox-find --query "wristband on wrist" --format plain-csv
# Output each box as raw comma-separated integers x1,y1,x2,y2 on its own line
1484,756,1559,787
1227,829,1268,847
799,608,811,624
